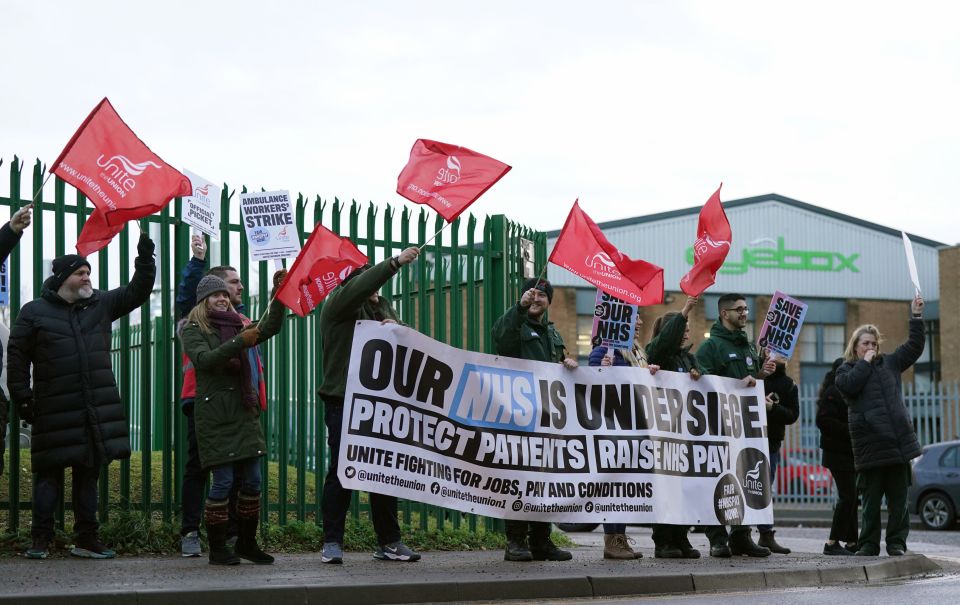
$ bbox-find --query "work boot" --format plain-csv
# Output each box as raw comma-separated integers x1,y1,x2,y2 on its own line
504,539,533,562
855,543,880,556
758,530,791,554
234,493,274,564
709,541,731,558
677,535,701,559
823,542,854,556
603,534,640,559
531,538,573,561
654,543,684,558
729,533,770,557
206,498,240,566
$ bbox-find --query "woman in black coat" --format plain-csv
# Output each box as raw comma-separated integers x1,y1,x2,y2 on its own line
816,358,857,555
835,295,925,557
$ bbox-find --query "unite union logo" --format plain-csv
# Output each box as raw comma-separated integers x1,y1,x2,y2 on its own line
434,155,461,187
693,234,731,261
194,184,211,197
95,154,162,201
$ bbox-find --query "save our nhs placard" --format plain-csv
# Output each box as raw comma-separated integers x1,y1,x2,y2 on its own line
757,290,808,359
591,290,637,350
340,321,773,526
239,190,301,262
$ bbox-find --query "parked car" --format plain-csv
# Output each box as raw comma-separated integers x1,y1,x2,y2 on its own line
777,448,833,497
908,439,960,530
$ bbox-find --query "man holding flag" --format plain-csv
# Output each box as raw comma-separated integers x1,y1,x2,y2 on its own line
492,278,579,562
8,232,156,559
317,246,421,565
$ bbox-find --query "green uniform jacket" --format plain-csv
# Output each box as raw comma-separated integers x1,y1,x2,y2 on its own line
645,314,702,374
318,258,400,401
180,299,285,469
491,303,565,362
695,320,760,380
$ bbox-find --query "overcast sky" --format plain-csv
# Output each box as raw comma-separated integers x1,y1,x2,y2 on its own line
3,1,958,246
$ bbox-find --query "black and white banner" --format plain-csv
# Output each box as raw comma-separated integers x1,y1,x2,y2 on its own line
340,321,774,525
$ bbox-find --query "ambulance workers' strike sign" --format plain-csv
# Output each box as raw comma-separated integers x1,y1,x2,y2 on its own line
239,190,301,261
339,322,773,525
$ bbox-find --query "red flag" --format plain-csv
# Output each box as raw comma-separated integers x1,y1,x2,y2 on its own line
680,184,732,296
549,200,664,306
396,139,511,222
51,98,191,227
76,208,125,256
274,223,368,317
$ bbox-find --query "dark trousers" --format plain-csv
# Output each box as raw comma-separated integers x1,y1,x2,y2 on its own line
180,401,239,536
652,524,690,547
321,400,401,546
827,466,858,543
757,446,781,533
32,465,99,542
705,524,750,545
603,523,626,534
505,519,552,546
858,463,911,550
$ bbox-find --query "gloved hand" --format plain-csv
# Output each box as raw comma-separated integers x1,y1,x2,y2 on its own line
270,269,288,299
137,232,156,258
239,326,261,347
18,400,34,424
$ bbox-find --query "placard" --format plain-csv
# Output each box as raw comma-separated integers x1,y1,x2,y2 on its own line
239,190,301,261
757,291,808,359
182,169,221,239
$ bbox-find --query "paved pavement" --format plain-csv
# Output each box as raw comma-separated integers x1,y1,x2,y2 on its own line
0,528,952,605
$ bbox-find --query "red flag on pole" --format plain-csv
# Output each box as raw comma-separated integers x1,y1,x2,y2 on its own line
680,184,732,296
51,98,192,227
549,200,664,306
75,208,125,256
396,139,511,222
274,223,368,317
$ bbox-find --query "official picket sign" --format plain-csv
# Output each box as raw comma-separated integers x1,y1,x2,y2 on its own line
592,290,637,350
182,169,221,239
756,290,808,359
340,321,773,525
239,189,301,261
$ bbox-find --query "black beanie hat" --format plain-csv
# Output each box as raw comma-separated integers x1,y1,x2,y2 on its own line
50,254,92,291
522,278,553,303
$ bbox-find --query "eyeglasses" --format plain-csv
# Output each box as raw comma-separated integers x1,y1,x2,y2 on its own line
723,306,749,314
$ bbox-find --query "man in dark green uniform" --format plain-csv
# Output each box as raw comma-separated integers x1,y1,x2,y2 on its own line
492,278,579,562
695,293,776,558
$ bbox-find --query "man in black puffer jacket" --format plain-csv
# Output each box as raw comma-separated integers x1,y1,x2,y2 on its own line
7,233,156,560
835,295,924,557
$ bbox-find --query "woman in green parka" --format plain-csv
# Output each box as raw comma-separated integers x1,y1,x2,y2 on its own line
645,295,704,559
180,271,286,566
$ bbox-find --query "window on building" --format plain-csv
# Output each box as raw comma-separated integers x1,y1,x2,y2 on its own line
576,315,595,361
798,323,846,386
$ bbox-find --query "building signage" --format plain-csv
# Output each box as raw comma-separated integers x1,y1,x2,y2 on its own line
686,237,859,275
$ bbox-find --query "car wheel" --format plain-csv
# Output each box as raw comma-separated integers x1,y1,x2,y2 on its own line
919,492,956,530
556,523,599,532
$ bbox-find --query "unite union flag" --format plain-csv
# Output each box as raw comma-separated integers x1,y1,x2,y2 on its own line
549,200,664,306
52,98,191,252
396,139,511,222
680,184,732,296
274,223,368,317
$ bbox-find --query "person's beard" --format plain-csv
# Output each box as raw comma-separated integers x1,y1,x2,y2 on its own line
76,285,94,299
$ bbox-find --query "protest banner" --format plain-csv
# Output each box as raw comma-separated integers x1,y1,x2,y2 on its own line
592,290,637,350
340,321,773,525
902,231,922,296
239,190,301,261
182,169,221,239
756,290,808,359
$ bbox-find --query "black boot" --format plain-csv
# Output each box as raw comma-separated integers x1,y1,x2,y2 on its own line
758,531,791,554
504,539,533,561
729,532,770,557
235,493,274,565
206,499,240,566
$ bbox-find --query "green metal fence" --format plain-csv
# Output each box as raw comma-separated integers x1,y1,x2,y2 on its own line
0,156,546,534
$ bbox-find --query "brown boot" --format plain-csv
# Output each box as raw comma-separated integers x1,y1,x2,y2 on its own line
603,534,640,559
205,499,240,565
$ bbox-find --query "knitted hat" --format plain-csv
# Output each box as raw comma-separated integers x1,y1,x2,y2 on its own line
522,278,553,303
196,274,230,303
49,254,92,291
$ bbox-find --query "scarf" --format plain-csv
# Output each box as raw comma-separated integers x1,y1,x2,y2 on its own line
208,309,260,412
620,336,648,368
